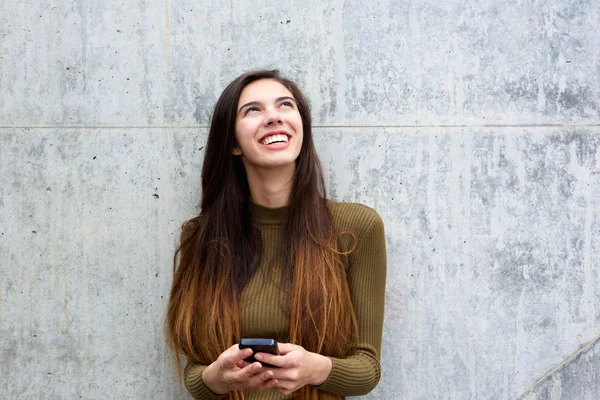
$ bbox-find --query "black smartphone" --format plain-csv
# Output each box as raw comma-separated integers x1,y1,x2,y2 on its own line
239,338,280,368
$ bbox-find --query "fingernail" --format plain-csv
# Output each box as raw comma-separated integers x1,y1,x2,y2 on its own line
244,349,252,356
254,354,263,360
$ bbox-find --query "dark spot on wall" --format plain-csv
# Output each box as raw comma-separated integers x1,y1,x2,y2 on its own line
558,89,584,111
503,79,537,104
193,94,214,125
153,194,159,199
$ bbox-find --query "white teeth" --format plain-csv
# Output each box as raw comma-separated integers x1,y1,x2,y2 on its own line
262,134,289,145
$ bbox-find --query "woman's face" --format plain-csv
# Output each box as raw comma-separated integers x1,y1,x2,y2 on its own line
233,79,303,172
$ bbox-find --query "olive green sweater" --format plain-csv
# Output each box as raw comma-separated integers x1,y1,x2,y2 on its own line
183,201,387,399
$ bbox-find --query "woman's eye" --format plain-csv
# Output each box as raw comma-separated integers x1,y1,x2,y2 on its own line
245,106,259,114
280,101,294,108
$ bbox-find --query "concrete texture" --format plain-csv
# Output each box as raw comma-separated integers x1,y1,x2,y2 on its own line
1,0,599,127
518,334,600,400
1,0,599,399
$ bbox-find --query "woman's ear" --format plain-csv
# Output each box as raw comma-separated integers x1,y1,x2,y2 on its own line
232,145,242,156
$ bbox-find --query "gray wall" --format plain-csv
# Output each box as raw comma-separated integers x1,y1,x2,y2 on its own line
1,1,599,399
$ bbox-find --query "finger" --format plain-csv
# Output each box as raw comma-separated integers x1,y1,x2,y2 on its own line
268,369,284,380
235,361,270,376
269,368,299,381
238,361,265,378
245,369,275,388
245,363,270,374
236,360,252,369
221,347,253,369
254,352,285,368
276,343,300,355
253,378,279,390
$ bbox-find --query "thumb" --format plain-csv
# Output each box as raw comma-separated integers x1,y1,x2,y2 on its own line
221,344,253,368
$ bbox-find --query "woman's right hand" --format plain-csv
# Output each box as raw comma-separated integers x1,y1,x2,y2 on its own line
201,344,278,394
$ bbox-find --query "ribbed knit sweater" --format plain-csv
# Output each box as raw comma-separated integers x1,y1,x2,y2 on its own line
183,200,387,399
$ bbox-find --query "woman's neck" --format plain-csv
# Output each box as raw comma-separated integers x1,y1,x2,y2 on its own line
244,164,295,208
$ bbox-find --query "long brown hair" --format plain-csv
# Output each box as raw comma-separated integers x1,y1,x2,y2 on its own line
166,70,358,400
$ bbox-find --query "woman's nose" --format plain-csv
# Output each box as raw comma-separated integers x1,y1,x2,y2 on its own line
263,108,282,125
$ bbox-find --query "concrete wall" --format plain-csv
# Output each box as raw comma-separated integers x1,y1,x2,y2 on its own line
1,1,599,399
518,334,600,400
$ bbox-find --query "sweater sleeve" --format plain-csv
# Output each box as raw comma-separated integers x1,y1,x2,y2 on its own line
184,361,228,400
316,212,387,396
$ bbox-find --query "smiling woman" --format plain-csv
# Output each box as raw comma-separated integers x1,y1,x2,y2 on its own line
165,70,387,400
232,79,304,207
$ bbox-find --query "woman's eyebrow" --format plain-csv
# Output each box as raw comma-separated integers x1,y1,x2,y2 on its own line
238,101,260,114
276,96,296,104
238,96,297,114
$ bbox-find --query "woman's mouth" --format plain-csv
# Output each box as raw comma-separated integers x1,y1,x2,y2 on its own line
259,132,292,149
261,134,289,145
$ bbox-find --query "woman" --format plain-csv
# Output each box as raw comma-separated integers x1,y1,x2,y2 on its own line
166,70,387,400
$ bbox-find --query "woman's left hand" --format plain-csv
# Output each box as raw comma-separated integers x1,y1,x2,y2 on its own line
252,343,332,396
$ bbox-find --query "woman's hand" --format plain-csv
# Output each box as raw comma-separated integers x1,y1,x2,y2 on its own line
202,344,279,394
253,343,333,396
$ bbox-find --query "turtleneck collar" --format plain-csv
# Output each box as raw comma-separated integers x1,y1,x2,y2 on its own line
248,201,289,225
